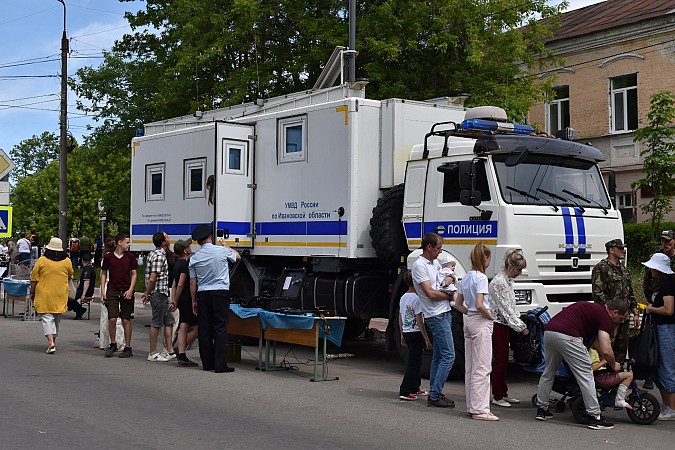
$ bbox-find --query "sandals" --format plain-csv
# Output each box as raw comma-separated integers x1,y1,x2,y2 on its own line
46,345,56,354
472,412,499,421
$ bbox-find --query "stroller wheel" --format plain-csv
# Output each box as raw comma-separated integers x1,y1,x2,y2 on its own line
571,397,592,424
531,394,538,407
555,400,566,413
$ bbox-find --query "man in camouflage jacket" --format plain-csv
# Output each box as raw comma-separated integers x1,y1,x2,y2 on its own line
591,239,639,363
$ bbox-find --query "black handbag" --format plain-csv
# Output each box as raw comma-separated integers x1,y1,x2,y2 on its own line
628,313,659,380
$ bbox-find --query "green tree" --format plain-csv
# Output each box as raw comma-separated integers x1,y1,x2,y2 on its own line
10,136,121,242
9,132,59,182
632,91,675,238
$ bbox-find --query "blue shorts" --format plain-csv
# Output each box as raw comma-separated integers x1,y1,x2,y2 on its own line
656,323,675,393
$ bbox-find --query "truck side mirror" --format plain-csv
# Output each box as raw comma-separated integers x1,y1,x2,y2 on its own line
460,189,482,206
458,160,474,190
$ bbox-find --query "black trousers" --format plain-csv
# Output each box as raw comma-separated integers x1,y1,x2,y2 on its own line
399,331,424,396
197,290,230,371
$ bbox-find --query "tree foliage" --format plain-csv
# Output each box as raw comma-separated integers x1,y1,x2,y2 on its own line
9,132,59,183
632,91,675,238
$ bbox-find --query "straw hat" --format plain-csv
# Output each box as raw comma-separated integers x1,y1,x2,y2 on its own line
44,237,65,252
642,253,674,275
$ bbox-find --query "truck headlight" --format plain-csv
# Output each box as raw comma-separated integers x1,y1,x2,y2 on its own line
514,290,532,305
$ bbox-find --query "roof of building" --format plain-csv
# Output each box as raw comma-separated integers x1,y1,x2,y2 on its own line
545,0,675,42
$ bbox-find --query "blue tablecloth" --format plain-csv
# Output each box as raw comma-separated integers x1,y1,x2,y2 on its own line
230,304,345,346
3,279,30,296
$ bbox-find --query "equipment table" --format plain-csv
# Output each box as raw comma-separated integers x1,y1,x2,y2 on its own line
229,305,346,382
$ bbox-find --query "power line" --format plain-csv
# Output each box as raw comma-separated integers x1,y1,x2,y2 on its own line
0,58,60,69
72,25,129,39
0,93,59,103
0,6,59,26
0,75,59,79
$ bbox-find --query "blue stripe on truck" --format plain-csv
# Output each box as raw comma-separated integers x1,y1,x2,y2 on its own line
133,221,347,237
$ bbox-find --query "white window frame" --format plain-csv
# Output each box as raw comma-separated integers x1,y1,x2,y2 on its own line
617,192,632,208
278,116,307,163
610,74,638,133
545,86,570,135
223,142,246,175
184,158,206,199
146,163,165,202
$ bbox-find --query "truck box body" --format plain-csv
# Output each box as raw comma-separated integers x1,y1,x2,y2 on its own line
131,86,466,259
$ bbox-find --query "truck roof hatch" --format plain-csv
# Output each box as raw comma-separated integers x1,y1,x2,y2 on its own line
473,134,605,164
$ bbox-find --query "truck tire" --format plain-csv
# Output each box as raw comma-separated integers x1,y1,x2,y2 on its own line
370,184,409,267
229,271,258,346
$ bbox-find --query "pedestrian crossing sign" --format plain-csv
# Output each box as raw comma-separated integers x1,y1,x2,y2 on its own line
0,206,12,238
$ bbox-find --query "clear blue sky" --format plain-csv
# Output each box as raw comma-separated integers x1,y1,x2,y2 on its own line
0,0,602,156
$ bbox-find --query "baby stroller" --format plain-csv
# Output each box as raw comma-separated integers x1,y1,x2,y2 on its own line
525,307,659,425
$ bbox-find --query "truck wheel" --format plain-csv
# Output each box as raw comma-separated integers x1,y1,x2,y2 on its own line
370,184,409,267
343,318,370,340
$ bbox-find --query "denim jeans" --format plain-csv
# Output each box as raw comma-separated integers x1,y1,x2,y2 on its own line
656,323,675,392
425,312,455,399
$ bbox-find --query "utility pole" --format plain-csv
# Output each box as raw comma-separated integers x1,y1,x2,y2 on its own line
57,0,68,247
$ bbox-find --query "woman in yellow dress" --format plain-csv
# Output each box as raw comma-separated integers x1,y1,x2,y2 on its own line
30,237,73,353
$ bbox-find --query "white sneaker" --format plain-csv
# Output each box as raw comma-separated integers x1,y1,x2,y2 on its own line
161,351,176,360
492,398,511,408
147,352,169,362
503,396,521,404
658,407,675,421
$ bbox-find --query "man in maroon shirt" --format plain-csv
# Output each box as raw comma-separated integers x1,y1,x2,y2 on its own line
101,233,138,358
535,299,630,430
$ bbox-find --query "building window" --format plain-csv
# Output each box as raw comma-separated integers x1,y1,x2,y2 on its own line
184,158,206,199
610,73,638,132
223,142,246,175
146,163,165,201
278,116,307,163
617,192,632,208
546,86,570,135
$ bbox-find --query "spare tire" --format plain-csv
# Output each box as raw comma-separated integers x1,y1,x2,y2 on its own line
370,184,409,267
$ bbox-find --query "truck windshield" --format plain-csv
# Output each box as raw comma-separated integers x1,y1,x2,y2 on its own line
492,154,611,209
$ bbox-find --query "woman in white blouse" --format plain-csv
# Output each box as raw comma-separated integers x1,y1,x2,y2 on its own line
489,249,529,408
456,242,496,421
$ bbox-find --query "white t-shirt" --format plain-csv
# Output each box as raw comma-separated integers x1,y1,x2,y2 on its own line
17,238,31,254
412,255,451,318
459,270,490,312
399,292,422,333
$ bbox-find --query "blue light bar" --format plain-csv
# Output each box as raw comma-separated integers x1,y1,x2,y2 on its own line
461,118,534,135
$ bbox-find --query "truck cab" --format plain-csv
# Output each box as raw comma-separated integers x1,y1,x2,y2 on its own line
402,112,622,316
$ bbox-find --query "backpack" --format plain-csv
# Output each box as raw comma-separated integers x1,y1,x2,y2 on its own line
70,239,80,253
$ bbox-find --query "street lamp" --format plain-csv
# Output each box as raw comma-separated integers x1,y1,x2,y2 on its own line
57,0,68,247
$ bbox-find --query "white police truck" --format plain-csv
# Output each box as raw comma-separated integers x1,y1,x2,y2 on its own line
130,80,623,376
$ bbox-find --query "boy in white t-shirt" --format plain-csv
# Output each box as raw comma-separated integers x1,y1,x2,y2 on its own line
399,270,432,400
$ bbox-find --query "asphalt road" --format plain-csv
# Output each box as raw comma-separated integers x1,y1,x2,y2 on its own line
0,302,673,449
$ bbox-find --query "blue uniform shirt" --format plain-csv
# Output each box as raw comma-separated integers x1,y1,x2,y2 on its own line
188,243,237,291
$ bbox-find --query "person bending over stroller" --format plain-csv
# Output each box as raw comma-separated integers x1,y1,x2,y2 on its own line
535,298,630,430
589,340,633,409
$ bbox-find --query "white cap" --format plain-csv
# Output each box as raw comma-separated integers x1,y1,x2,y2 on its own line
437,251,453,266
642,253,674,275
